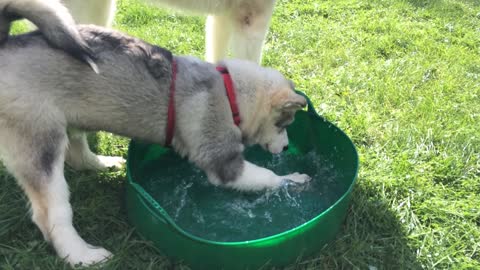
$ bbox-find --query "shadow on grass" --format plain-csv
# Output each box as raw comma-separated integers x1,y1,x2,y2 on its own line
297,183,422,269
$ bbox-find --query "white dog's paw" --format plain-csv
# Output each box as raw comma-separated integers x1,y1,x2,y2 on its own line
66,245,112,267
284,173,312,184
96,155,125,170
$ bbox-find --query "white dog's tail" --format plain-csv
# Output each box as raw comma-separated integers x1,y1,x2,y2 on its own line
0,0,98,73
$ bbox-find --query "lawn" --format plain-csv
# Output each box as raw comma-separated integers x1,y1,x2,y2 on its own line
1,0,479,269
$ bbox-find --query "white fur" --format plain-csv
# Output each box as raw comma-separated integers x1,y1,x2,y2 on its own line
63,0,116,27
268,129,288,154
216,161,311,191
45,166,112,266
205,15,232,63
63,0,276,63
66,130,124,170
0,125,111,266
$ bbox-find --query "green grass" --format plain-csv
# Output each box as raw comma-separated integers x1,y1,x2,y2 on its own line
2,0,479,269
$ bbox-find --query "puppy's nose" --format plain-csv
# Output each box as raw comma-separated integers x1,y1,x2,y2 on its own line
283,145,289,152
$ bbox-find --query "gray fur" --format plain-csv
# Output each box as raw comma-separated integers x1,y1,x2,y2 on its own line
1,25,306,183
0,0,97,71
38,130,64,176
0,25,307,187
1,27,226,174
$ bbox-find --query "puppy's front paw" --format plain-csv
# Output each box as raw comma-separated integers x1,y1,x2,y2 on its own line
284,173,312,184
96,155,125,170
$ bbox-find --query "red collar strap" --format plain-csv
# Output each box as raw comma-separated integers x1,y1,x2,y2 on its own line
165,63,241,146
216,66,241,126
165,59,177,146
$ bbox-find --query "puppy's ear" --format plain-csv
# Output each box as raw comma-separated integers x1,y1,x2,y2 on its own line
272,91,307,112
282,98,306,112
145,46,172,79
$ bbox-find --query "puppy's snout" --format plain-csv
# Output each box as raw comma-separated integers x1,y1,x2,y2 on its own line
283,145,289,152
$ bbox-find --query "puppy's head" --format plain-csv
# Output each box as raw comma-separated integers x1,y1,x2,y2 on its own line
256,79,306,154
222,59,307,154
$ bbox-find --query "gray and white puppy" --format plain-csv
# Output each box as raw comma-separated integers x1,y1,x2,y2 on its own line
0,26,310,265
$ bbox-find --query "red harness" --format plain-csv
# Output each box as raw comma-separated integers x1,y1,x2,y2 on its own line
165,61,241,146
216,66,242,127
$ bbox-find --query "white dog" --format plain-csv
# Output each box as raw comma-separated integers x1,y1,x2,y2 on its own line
63,0,276,63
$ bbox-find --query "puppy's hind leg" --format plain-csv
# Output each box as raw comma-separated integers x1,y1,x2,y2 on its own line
65,128,124,171
0,126,112,266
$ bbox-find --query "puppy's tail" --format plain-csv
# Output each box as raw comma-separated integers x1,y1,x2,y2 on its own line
0,0,99,73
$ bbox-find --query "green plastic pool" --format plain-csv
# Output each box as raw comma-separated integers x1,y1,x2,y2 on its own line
126,92,358,269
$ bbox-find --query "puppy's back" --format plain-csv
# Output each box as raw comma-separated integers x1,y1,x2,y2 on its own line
0,26,174,141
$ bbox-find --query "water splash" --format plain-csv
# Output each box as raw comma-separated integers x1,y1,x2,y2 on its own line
144,151,344,242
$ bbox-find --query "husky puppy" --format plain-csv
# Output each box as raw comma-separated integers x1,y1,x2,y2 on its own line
63,0,276,63
0,25,310,265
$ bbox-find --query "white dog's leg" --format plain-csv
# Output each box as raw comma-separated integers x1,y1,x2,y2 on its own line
205,15,232,63
209,161,311,191
63,0,116,27
66,129,124,171
0,127,112,266
230,0,276,63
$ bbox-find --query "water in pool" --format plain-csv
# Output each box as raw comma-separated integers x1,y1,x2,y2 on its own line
143,150,344,242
